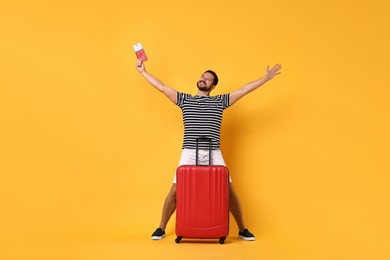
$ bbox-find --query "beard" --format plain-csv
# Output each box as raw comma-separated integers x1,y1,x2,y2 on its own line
197,80,211,91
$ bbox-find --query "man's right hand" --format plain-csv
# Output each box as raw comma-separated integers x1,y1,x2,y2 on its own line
136,59,145,73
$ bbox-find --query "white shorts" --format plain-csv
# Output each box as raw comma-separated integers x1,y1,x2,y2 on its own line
173,149,232,183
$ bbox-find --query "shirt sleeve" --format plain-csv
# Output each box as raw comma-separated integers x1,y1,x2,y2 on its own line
176,92,185,108
221,94,230,109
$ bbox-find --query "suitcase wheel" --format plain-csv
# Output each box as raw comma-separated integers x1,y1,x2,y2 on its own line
219,237,226,244
175,236,183,244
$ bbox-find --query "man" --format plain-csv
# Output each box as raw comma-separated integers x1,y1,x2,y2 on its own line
136,59,282,241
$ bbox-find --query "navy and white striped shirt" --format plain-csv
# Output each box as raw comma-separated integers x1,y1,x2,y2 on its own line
176,92,230,150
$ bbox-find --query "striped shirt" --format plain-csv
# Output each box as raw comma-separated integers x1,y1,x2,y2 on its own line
176,92,230,150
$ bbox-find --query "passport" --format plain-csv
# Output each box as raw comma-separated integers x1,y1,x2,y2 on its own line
133,42,148,62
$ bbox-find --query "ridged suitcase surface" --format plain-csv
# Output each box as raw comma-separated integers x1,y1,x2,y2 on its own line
175,165,229,244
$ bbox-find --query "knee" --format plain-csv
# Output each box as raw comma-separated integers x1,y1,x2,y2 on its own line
168,184,176,199
229,183,235,196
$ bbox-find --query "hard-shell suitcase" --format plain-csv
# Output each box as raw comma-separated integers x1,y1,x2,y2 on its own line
175,138,229,244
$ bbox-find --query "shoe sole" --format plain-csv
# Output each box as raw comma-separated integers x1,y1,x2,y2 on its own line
238,235,256,241
151,234,166,240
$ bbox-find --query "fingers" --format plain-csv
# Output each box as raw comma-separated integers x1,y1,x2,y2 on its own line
267,64,282,72
265,63,282,78
136,59,144,71
271,64,282,74
271,64,281,69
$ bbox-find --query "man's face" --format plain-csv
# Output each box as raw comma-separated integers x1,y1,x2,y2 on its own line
197,72,215,91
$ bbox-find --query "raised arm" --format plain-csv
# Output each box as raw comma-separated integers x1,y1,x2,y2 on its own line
229,64,282,105
136,59,177,104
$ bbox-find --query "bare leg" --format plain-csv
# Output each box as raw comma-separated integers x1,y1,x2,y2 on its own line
229,183,246,232
158,184,176,230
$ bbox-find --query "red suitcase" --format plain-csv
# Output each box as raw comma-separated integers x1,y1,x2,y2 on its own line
175,138,229,244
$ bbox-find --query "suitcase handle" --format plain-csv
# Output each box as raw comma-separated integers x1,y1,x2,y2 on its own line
195,137,212,166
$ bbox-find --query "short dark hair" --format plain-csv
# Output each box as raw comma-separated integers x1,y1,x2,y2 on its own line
204,70,219,86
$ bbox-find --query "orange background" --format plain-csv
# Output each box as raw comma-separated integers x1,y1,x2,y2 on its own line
1,0,390,259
